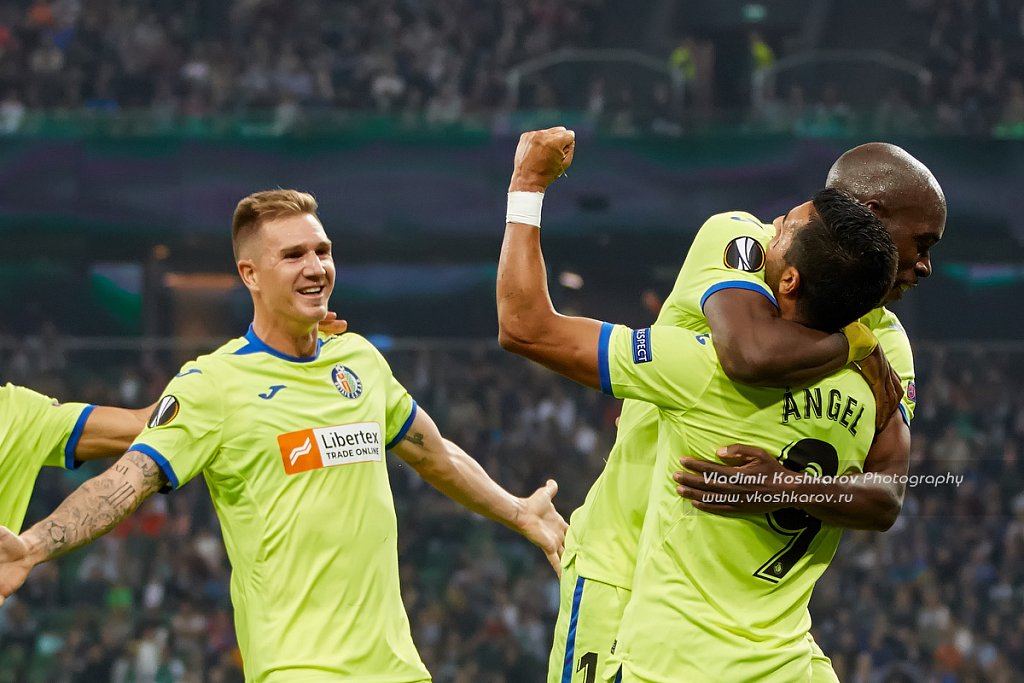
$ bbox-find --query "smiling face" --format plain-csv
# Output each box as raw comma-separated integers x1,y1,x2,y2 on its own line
238,213,336,331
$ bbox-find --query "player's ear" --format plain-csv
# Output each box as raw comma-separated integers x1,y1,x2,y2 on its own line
237,259,258,291
777,265,800,297
864,198,888,219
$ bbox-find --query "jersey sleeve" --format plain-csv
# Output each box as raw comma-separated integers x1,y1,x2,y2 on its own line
658,212,777,328
363,341,417,450
869,311,917,426
1,384,94,470
129,362,225,490
596,323,718,410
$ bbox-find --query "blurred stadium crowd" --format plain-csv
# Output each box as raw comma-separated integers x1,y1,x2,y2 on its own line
0,335,1022,682
1,0,1024,135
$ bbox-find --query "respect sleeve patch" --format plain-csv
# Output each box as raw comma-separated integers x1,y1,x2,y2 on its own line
632,327,652,364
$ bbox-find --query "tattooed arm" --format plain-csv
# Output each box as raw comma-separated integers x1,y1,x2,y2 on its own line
0,450,167,605
391,407,567,574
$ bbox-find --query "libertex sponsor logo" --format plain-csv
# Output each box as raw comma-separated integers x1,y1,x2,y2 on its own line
277,422,383,475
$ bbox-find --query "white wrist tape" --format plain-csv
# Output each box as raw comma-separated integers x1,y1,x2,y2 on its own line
506,191,545,228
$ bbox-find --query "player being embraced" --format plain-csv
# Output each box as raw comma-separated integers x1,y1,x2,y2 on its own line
534,136,944,682
0,189,567,683
497,128,900,681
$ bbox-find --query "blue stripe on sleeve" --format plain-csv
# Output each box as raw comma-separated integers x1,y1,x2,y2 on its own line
898,402,910,428
560,575,586,683
700,280,778,311
63,404,96,470
598,322,614,396
129,443,180,492
386,400,418,450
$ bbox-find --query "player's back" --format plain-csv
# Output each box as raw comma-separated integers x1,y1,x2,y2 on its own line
132,329,429,683
566,211,769,589
613,333,876,682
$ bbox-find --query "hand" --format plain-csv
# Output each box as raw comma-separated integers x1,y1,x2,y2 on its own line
517,480,568,576
317,311,348,335
853,345,904,431
509,127,576,193
673,445,790,516
0,526,33,607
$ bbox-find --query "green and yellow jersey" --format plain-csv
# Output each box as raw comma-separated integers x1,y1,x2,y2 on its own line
565,211,915,591
599,324,875,681
0,383,93,531
131,327,429,683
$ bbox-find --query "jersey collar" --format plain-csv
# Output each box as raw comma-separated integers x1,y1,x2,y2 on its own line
234,324,324,363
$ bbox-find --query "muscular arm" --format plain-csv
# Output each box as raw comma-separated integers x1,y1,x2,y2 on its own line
795,413,909,530
677,414,910,531
23,450,167,563
72,405,153,461
495,127,605,389
497,222,604,388
392,407,566,572
703,289,848,386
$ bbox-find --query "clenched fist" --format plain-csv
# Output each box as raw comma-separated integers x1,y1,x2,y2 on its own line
509,127,576,193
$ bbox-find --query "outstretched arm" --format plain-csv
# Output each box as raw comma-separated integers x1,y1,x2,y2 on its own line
391,407,567,574
72,405,153,461
0,450,167,604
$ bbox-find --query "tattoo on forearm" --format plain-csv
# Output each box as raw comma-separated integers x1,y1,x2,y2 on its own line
45,521,68,547
102,482,138,509
404,432,425,446
33,451,167,561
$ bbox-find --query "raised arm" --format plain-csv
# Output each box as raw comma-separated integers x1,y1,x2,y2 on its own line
72,405,153,461
391,407,567,574
0,450,167,604
496,127,606,388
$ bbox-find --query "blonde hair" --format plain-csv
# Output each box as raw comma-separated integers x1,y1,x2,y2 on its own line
231,189,319,260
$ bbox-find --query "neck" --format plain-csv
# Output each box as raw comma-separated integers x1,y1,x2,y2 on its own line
251,310,319,358
775,295,812,328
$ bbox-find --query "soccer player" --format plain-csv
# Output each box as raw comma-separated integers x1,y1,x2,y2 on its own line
0,385,152,532
496,128,910,681
0,314,350,535
535,135,944,681
0,189,568,682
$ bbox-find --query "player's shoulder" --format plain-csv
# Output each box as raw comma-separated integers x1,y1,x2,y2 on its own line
860,306,908,337
320,331,375,354
318,331,391,367
0,382,54,410
699,210,772,235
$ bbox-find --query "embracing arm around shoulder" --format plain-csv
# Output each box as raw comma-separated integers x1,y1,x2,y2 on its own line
703,289,848,386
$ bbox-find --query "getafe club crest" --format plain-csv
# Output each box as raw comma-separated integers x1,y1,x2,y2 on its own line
331,365,363,399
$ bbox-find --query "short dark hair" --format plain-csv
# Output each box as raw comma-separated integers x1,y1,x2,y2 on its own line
785,188,898,332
